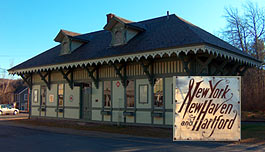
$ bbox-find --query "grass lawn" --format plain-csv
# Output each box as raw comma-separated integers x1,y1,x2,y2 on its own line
13,118,265,143
241,122,265,143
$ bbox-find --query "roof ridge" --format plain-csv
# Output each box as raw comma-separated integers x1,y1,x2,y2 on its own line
75,14,173,36
61,29,81,36
136,14,174,24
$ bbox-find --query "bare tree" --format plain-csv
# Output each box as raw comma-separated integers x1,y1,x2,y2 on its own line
222,2,265,60
244,2,265,60
0,60,16,104
222,7,249,53
222,1,265,113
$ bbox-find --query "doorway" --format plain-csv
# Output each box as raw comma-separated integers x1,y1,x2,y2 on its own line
82,84,92,120
40,86,47,116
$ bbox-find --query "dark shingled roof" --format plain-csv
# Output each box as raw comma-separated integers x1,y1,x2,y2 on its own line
9,14,260,71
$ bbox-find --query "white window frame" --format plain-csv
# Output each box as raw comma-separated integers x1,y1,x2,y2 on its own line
24,94,28,101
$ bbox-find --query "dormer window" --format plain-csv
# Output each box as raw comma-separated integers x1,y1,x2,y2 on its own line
61,39,69,55
111,24,125,46
115,30,123,44
104,13,145,47
54,29,89,55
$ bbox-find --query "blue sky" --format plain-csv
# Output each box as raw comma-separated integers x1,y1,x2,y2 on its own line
0,0,264,78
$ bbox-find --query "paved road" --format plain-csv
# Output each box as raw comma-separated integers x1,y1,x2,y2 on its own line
0,121,264,152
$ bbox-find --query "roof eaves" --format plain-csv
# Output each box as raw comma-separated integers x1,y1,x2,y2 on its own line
8,44,262,75
205,43,262,63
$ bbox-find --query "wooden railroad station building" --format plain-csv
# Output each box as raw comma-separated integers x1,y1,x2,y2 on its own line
9,13,261,126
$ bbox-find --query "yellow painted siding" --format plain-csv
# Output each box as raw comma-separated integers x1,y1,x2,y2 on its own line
126,63,144,76
153,60,184,74
32,58,184,84
99,66,116,78
74,68,90,80
51,71,64,82
32,74,41,83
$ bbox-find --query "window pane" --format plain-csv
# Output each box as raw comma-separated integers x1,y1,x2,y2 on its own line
58,84,64,106
104,81,111,107
49,94,54,103
33,90,38,103
139,85,148,104
115,31,123,45
154,78,163,107
126,80,135,107
24,94,28,101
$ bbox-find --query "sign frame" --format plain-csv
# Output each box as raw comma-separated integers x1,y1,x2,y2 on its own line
173,76,241,141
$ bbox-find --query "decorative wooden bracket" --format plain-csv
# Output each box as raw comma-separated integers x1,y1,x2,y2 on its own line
237,65,248,76
60,68,73,89
195,55,214,75
140,60,154,85
85,66,99,89
240,66,248,76
38,71,51,90
211,61,228,76
227,63,240,76
112,63,127,87
20,73,32,89
179,54,193,76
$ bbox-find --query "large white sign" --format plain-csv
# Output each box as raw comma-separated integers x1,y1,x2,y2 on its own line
173,76,241,141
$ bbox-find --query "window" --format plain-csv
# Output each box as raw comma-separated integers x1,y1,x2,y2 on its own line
24,94,28,101
61,37,69,55
62,42,68,52
139,84,148,104
154,78,163,107
126,80,135,107
58,84,64,106
49,94,54,103
33,89,38,103
7,104,12,109
104,81,111,107
115,31,123,44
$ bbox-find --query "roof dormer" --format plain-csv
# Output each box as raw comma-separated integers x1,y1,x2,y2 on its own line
54,29,89,55
104,13,145,46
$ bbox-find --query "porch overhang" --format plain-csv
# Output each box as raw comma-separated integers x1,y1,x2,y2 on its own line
8,44,262,75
